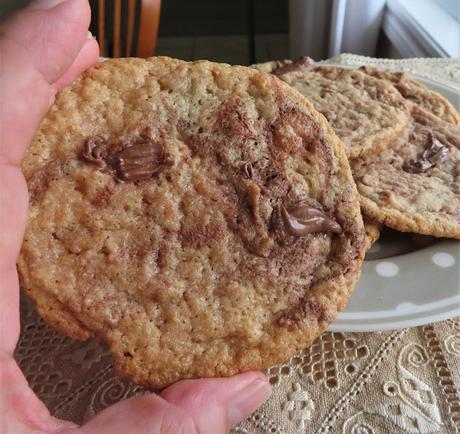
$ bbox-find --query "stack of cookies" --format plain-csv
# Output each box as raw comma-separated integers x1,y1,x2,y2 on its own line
18,56,459,389
253,57,460,243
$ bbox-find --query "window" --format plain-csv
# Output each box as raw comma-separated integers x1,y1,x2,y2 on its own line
435,0,460,21
384,0,460,57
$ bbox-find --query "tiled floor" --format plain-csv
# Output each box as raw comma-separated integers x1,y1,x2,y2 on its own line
155,33,289,65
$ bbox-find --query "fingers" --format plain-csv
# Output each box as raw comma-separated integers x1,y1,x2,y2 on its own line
51,34,100,93
0,357,78,433
78,392,184,434
79,372,271,434
161,371,272,429
0,165,28,355
0,61,53,166
0,267,21,356
0,0,97,356
0,0,97,165
2,0,92,84
0,166,28,269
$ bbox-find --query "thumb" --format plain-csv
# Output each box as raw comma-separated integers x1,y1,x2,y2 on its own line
79,372,271,434
162,371,271,429
0,0,99,166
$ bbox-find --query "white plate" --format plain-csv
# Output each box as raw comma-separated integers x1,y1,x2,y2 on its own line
328,68,460,332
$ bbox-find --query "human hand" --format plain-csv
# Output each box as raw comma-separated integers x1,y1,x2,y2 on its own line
0,1,271,433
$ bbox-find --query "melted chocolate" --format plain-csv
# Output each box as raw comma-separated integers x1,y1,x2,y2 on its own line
242,162,254,179
114,141,166,182
82,136,171,182
276,203,342,236
403,159,432,174
403,133,449,174
271,56,316,75
82,138,105,166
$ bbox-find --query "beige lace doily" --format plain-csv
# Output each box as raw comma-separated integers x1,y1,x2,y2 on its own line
15,54,460,434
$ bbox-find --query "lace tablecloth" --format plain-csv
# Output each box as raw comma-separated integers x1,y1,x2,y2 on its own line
15,54,460,434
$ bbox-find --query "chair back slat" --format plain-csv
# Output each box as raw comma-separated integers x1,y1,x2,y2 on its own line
137,0,161,57
112,0,122,58
126,0,137,57
96,0,161,58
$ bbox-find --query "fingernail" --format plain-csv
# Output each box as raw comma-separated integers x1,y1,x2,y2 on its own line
87,30,94,39
30,0,69,10
228,379,272,427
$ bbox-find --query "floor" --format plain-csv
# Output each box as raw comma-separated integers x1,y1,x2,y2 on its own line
155,33,289,66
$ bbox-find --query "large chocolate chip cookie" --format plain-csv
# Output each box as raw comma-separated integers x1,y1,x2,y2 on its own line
19,57,365,388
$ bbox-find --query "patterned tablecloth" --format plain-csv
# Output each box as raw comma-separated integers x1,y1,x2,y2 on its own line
15,54,460,434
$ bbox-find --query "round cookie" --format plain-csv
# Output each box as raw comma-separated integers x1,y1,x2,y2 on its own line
19,57,366,388
252,61,411,158
351,106,460,239
253,56,316,75
360,66,460,126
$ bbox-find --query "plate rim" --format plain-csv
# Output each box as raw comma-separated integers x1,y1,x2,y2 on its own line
323,63,460,332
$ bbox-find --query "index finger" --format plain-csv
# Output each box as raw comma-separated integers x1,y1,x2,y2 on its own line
0,0,96,356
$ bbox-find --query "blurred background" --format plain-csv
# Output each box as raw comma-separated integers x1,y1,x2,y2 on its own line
1,0,459,63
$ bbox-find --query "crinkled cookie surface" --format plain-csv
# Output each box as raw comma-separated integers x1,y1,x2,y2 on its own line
19,57,365,388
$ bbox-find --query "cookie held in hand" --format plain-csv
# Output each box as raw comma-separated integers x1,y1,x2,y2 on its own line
19,57,365,388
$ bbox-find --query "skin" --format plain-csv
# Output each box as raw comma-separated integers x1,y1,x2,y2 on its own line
0,1,272,433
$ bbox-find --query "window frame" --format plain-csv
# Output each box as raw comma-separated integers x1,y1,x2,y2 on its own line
383,0,459,57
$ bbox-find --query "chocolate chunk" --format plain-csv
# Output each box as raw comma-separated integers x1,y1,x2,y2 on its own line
403,159,432,174
247,184,261,221
426,134,449,165
114,141,165,182
271,56,316,75
276,203,342,236
82,135,172,182
276,299,327,329
403,133,449,174
82,137,105,166
242,162,254,179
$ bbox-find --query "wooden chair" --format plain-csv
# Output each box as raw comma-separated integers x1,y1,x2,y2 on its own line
95,0,161,58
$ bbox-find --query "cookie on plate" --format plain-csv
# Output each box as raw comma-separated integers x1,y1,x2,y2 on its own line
252,61,411,158
360,66,460,126
19,57,366,388
363,218,381,250
253,56,316,75
351,106,460,239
